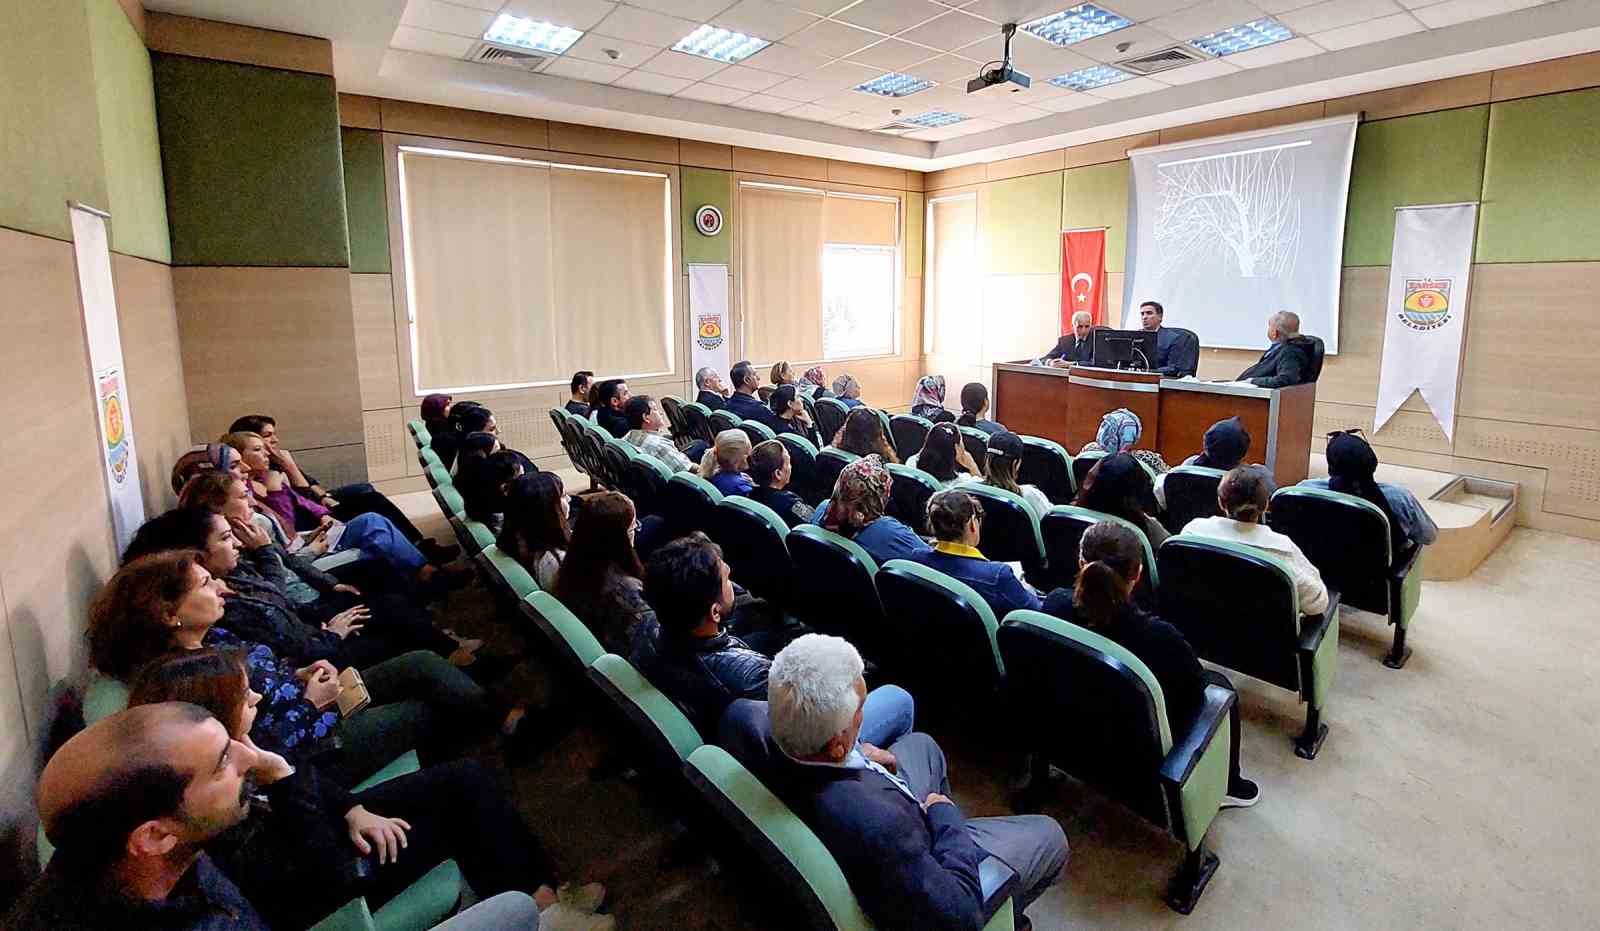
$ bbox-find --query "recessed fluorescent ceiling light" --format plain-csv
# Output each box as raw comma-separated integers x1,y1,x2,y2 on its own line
483,13,584,54
1048,63,1133,91
1190,17,1292,57
903,110,967,128
672,24,771,63
856,72,933,97
1021,4,1132,47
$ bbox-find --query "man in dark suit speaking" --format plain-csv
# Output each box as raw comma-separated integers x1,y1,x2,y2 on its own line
1038,310,1095,367
1237,311,1318,388
1138,301,1199,377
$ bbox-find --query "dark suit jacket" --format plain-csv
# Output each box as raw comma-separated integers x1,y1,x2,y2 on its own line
1237,338,1313,388
696,390,727,411
1041,333,1093,364
596,406,630,438
726,391,779,428
1154,327,1200,377
719,700,986,931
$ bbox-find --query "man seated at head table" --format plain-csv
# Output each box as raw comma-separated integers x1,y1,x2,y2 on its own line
1234,311,1319,388
1137,300,1200,377
1036,310,1096,367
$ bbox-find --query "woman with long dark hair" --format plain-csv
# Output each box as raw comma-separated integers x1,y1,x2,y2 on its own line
955,382,1003,435
831,406,898,462
553,492,651,654
500,472,572,590
1075,452,1169,546
907,422,979,485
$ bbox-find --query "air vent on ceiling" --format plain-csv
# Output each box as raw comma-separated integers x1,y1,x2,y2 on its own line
870,121,922,135
1116,45,1207,75
464,41,550,71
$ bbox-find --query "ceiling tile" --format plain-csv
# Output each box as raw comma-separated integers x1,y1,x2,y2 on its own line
401,0,498,38
675,81,753,102
625,0,738,21
904,53,982,83
1394,0,1444,7
566,32,661,67
980,104,1050,123
540,55,630,81
834,0,950,35
1311,9,1422,48
765,76,838,100
784,18,884,56
738,41,832,74
391,26,477,56
849,37,940,69
713,0,821,39
1253,0,1322,11
786,102,851,121
946,116,1002,135
830,110,891,128
451,0,508,10
1084,73,1169,97
702,63,790,90
899,10,998,50
734,92,803,111
786,0,857,13
642,49,733,78
1280,0,1404,34
1150,56,1241,83
1066,24,1173,61
1095,0,1207,19
1149,0,1272,42
1030,89,1104,110
958,1,1075,25
1412,0,1543,28
591,4,700,44
1223,34,1322,66
807,57,891,87
500,0,619,30
961,31,1096,76
814,86,880,110
611,69,696,93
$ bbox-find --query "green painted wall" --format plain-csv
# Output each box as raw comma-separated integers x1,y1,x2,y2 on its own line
153,54,350,267
1342,106,1488,267
341,128,390,274
87,0,170,263
1061,161,1131,274
982,172,1062,276
1477,88,1600,263
680,167,732,268
0,0,108,242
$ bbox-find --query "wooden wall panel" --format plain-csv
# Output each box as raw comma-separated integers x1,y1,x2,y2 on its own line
145,13,333,75
1158,102,1326,145
1454,418,1600,521
380,100,549,150
351,274,402,411
986,149,1064,182
732,147,828,181
338,93,382,130
112,253,190,516
362,409,409,482
925,163,984,192
679,139,732,169
1326,73,1491,120
289,443,368,492
1489,51,1600,102
548,122,679,164
1064,131,1159,168
827,159,907,189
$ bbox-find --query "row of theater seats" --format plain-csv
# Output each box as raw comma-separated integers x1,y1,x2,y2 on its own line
406,420,1020,928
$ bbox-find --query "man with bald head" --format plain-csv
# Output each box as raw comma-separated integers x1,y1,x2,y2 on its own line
1236,311,1317,388
5,702,269,930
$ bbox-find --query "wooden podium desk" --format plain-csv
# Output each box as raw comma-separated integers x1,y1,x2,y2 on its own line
992,362,1315,486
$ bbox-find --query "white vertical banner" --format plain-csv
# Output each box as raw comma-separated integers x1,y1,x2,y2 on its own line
69,203,145,551
1375,203,1478,441
688,263,731,380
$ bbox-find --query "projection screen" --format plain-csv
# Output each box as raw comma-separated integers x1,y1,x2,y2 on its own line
1123,114,1358,354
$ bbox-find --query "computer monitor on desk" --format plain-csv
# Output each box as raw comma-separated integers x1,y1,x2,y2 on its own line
1090,328,1159,371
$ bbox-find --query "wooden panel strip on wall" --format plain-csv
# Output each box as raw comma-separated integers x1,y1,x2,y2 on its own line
986,149,1064,183
1489,51,1600,102
112,253,191,517
145,12,333,75
351,273,402,411
548,122,678,164
679,139,732,169
380,99,550,150
1325,73,1492,121
1158,102,1326,146
339,93,382,130
827,159,906,190
925,163,984,192
1064,131,1159,168
733,147,828,182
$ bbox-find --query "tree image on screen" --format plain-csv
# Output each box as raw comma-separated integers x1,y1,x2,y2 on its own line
1153,143,1303,281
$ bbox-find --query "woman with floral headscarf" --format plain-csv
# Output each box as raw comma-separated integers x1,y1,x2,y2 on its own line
170,443,244,495
832,373,864,408
911,375,951,421
811,455,932,565
796,365,833,400
1079,408,1170,474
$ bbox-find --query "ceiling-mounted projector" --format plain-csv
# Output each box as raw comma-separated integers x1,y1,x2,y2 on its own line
967,23,1031,94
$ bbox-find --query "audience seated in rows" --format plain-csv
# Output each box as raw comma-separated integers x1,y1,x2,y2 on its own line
459,447,525,536
1042,521,1261,808
747,440,814,528
1302,431,1438,568
1080,408,1171,474
911,375,954,422
831,406,898,462
568,370,594,417
796,365,833,400
426,399,485,471
725,361,776,427
720,635,1068,930
1076,452,1171,548
700,429,755,497
980,431,1053,519
126,650,611,931
1159,416,1252,509
1180,465,1330,616
500,472,571,590
694,366,730,411
229,413,452,563
592,379,632,439
767,384,819,445
831,373,864,408
452,403,536,475
908,421,980,485
770,361,796,389
911,489,1043,620
625,395,705,470
956,383,1004,436
552,491,652,655
812,456,931,565
420,391,453,444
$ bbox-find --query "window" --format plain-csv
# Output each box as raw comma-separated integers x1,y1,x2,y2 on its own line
738,182,900,365
925,193,982,386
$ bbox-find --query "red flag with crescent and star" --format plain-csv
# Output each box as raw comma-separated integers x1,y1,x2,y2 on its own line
1061,229,1107,331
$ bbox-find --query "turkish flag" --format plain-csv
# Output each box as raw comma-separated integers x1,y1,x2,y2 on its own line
1061,229,1107,331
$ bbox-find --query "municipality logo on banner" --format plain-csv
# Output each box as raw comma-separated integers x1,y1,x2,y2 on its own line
1375,204,1477,441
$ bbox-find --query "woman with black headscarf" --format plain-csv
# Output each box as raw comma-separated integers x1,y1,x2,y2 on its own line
1303,431,1438,568
1190,417,1251,470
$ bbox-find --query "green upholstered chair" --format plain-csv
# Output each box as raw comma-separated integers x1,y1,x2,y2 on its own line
813,447,859,503
587,653,704,774
659,471,724,539
1071,449,1107,489
456,518,495,556
811,398,850,445
418,446,442,472
998,611,1233,914
740,419,777,442
1039,505,1159,601
1018,435,1075,504
660,396,693,446
623,454,675,517
1160,465,1226,534
889,414,933,463
1157,536,1340,759
425,464,451,491
708,409,742,436
519,591,604,681
775,433,824,506
957,425,989,468
964,484,1048,582
682,401,716,445
884,464,939,535
1268,485,1423,668
709,497,793,605
82,673,131,725
872,407,894,441
475,543,539,601
599,437,636,492
875,560,1005,704
785,524,888,660
549,409,585,477
308,859,463,931
407,420,429,448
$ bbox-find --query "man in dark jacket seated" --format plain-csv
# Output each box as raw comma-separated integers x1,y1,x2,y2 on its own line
1236,311,1317,388
634,535,914,742
724,360,779,428
719,634,1068,930
592,378,632,438
694,366,730,411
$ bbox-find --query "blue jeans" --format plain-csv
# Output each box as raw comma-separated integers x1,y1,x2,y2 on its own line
859,684,915,748
336,512,428,577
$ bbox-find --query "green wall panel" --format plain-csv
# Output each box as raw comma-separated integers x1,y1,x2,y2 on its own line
1061,161,1130,274
0,0,107,242
1477,88,1600,263
1342,106,1488,267
341,128,390,274
153,54,349,267
904,191,924,279
681,167,732,268
87,0,170,263
982,172,1062,276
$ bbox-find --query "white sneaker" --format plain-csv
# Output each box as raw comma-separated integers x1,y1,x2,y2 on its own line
557,881,607,914
538,903,616,931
